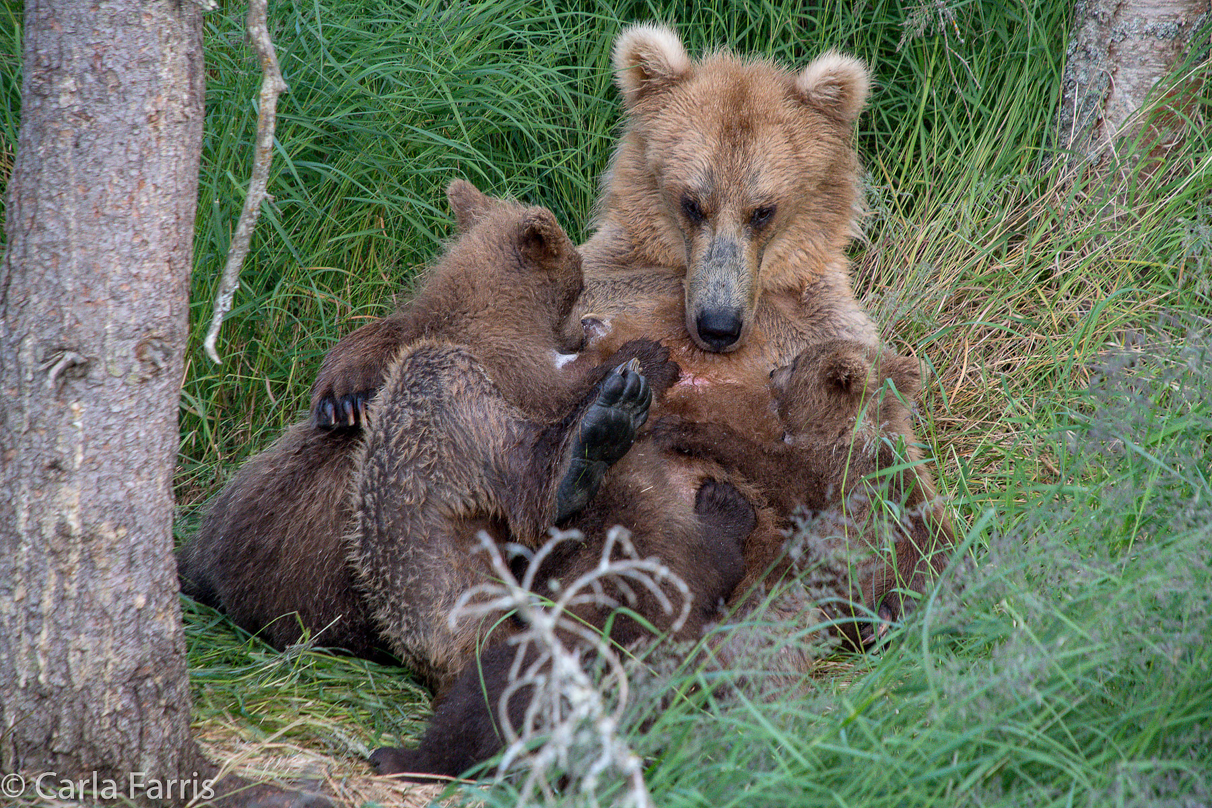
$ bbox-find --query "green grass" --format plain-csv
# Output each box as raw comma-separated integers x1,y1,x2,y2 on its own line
3,0,1211,805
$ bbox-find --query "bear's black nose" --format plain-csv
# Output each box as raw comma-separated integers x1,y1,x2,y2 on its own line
696,309,743,352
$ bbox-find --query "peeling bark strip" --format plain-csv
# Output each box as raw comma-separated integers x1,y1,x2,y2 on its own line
203,0,289,365
1057,0,1209,163
0,0,209,798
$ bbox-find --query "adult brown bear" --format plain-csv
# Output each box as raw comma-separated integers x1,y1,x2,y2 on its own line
315,23,948,640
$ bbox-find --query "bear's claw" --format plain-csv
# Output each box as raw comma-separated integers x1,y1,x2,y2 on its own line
859,598,899,650
554,360,651,523
314,390,373,430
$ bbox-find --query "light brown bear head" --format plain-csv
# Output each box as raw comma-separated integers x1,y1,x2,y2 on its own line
432,180,586,354
605,24,869,354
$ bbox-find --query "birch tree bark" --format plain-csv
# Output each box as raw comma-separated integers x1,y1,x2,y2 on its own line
1057,0,1209,165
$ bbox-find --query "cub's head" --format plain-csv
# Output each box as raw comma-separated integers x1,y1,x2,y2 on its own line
770,340,920,452
442,180,585,352
609,24,868,353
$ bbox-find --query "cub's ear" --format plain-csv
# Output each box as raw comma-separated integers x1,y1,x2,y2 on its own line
794,51,869,124
517,207,574,266
769,359,796,394
881,353,923,400
821,347,874,398
447,179,497,233
613,23,692,109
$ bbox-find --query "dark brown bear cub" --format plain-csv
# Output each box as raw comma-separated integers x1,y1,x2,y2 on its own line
655,340,954,669
366,479,753,782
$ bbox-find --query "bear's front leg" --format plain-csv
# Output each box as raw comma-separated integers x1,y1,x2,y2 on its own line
311,315,412,430
503,338,679,534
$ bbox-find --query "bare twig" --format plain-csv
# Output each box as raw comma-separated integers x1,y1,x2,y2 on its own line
203,0,288,364
452,527,687,808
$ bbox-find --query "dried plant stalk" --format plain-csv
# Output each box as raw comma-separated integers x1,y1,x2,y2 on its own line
452,527,691,807
203,0,288,364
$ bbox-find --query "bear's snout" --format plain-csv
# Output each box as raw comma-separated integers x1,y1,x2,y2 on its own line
695,307,744,351
685,234,756,352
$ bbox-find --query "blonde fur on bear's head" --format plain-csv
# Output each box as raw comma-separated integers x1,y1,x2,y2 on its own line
595,24,876,355
613,23,692,107
794,51,870,125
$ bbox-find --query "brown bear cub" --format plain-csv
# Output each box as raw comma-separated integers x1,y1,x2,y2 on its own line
349,336,752,690
654,340,954,666
366,476,753,782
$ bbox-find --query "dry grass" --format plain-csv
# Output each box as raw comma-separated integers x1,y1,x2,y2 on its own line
197,724,455,807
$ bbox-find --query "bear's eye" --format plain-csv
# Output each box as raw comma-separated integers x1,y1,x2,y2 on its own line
750,205,776,229
681,195,705,224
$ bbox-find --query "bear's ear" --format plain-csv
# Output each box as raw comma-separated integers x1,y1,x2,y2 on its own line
447,179,496,233
769,359,796,394
517,207,570,266
821,348,873,398
794,51,869,124
882,353,923,400
613,23,692,109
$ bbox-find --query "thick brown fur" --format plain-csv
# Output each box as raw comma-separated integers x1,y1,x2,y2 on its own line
179,182,750,695
295,22,947,698
559,24,884,505
178,424,384,658
567,28,955,678
179,181,604,659
653,340,955,681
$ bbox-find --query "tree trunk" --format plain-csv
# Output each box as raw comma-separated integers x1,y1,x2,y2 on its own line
1057,0,1209,165
0,0,208,802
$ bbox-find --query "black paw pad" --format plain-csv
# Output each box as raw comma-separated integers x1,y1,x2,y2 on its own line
693,479,752,592
860,597,900,650
368,746,417,776
694,479,756,537
554,360,651,523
